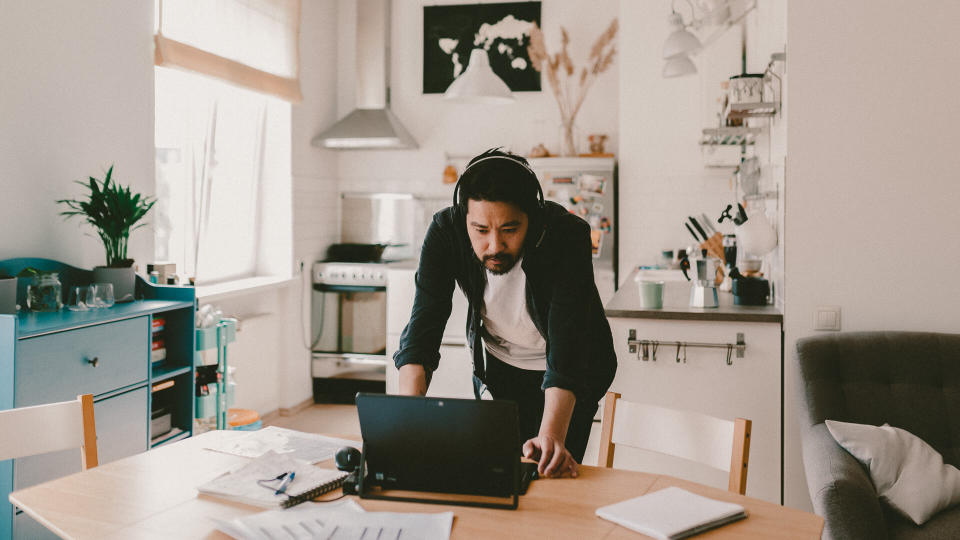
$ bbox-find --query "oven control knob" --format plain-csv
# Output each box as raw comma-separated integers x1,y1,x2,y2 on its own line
375,272,384,281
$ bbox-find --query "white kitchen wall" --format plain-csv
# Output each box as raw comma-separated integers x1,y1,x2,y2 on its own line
0,0,156,268
618,0,743,276
333,0,620,199
784,0,960,511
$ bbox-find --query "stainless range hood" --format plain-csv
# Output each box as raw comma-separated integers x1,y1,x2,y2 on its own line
312,0,417,150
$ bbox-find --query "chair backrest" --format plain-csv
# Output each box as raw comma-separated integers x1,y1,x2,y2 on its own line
0,394,98,469
598,391,751,495
796,331,960,470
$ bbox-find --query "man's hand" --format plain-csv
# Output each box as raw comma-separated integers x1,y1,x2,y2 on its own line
523,434,578,478
524,387,579,478
398,364,427,396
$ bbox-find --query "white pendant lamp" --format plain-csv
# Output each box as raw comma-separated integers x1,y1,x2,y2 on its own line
662,12,702,59
443,48,515,104
662,54,697,78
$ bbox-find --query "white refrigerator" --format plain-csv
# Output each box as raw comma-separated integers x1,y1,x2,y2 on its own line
528,157,618,304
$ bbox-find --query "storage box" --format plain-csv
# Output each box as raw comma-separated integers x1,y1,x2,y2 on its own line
195,318,237,351
150,409,172,439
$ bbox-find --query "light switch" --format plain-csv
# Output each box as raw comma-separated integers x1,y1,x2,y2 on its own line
814,306,841,331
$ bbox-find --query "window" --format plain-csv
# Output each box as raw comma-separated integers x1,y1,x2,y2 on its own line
153,0,300,286
154,67,291,284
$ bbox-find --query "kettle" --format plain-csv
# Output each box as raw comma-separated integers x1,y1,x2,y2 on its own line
720,203,777,257
680,250,720,308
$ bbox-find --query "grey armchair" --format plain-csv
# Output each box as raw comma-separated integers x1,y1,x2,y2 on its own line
796,331,960,540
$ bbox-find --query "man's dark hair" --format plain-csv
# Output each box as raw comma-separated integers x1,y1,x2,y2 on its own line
455,148,542,219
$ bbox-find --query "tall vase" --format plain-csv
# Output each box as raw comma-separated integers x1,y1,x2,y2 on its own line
560,118,580,157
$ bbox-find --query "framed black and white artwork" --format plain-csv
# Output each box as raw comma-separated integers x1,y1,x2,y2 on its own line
423,2,542,94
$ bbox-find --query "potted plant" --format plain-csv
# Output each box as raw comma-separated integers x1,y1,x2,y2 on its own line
58,165,156,303
0,271,16,314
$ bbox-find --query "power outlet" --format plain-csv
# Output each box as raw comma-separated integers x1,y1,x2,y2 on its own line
814,306,841,331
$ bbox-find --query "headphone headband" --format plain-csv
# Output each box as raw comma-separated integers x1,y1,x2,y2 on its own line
452,154,544,210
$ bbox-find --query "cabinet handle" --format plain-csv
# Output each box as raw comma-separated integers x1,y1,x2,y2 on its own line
87,356,100,368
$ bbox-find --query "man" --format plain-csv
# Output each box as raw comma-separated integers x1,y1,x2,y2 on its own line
393,148,617,478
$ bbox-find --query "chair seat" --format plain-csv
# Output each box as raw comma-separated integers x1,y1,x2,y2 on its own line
884,503,960,540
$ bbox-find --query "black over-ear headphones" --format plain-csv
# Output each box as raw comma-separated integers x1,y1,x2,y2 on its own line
451,153,545,214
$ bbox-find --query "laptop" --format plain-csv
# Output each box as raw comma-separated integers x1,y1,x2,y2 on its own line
355,393,537,509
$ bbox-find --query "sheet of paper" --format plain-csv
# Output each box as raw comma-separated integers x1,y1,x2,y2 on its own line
203,426,360,464
215,499,454,540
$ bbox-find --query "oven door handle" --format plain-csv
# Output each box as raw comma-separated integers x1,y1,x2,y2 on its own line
336,356,388,367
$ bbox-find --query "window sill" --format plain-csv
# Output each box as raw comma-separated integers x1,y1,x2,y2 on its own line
195,275,297,302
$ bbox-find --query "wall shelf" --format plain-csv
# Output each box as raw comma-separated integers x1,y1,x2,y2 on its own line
700,127,763,146
726,102,779,119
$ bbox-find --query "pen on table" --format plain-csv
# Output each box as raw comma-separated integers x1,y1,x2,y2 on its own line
275,471,295,495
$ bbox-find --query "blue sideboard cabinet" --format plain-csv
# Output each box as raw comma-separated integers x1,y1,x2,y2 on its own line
0,259,196,540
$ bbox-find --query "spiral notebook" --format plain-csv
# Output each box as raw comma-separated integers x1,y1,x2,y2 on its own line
198,451,348,509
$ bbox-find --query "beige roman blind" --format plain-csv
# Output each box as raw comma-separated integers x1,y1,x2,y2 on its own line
155,0,302,102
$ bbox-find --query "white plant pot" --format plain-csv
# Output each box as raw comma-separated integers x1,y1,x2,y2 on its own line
0,278,16,314
92,266,136,303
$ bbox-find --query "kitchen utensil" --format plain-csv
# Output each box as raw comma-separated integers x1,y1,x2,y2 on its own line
700,213,718,235
723,235,738,268
683,250,720,308
684,223,701,243
688,216,709,242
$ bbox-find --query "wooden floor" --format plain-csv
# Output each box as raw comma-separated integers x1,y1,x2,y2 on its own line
267,403,603,466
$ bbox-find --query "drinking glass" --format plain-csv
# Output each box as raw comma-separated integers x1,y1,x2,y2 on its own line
92,282,114,308
67,286,92,311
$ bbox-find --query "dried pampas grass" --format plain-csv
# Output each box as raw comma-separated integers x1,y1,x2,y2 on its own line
528,18,618,154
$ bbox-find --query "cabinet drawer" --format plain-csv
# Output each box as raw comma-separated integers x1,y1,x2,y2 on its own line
15,317,148,407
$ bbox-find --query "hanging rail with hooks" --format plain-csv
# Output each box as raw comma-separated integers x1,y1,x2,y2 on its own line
627,330,746,365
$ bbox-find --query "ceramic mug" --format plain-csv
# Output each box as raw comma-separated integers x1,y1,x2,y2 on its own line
637,280,665,309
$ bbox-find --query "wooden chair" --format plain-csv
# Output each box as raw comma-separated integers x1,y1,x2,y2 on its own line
598,391,751,495
0,394,98,470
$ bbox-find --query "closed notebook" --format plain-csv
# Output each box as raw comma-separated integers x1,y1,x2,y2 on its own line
198,451,348,509
595,487,747,540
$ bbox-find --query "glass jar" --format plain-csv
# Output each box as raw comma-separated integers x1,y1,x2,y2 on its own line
27,272,63,312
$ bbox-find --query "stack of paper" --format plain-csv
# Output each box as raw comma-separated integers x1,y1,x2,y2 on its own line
595,487,747,540
203,426,359,464
215,499,454,540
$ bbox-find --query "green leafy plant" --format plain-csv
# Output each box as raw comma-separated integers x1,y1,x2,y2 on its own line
57,165,156,268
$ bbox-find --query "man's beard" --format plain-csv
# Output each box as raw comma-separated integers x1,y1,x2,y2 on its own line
482,252,518,275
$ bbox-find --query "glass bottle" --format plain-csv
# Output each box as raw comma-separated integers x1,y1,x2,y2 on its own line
27,273,63,312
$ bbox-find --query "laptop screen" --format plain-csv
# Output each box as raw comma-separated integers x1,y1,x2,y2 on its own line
355,393,520,497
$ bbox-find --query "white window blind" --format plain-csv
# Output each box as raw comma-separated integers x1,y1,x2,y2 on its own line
155,0,302,102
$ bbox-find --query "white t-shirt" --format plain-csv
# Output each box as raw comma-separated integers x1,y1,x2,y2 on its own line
481,258,547,371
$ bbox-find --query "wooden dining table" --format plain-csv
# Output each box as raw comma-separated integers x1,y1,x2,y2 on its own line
9,430,822,539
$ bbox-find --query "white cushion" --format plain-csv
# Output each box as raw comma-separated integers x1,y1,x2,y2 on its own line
826,419,960,525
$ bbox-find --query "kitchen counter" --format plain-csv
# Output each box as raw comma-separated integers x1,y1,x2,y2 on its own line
605,269,782,323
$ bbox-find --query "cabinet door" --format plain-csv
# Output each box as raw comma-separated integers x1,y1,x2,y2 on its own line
15,317,148,406
605,318,782,504
428,344,475,399
385,337,475,399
